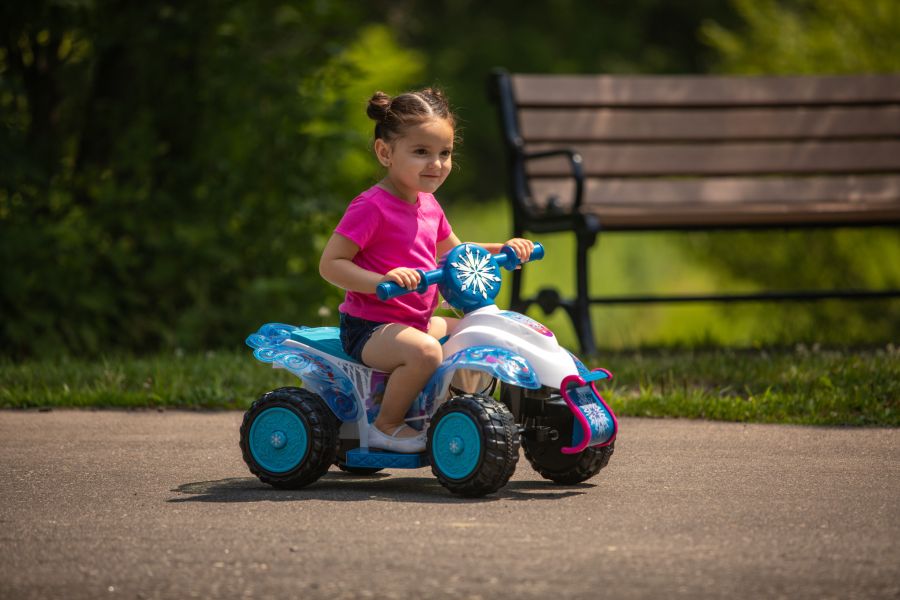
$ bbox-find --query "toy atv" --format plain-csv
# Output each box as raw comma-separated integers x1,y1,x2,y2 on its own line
240,243,617,497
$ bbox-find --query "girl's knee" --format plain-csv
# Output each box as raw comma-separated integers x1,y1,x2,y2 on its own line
410,336,443,369
428,316,460,339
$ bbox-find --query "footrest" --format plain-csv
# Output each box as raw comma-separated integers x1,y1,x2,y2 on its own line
344,448,429,469
560,369,618,455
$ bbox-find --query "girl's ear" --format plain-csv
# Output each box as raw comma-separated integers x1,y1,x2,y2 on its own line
374,138,392,168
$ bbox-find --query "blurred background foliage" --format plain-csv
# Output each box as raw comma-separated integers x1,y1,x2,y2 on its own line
687,0,900,348
1,0,898,357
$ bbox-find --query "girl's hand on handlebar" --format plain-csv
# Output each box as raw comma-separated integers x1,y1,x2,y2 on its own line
504,238,535,263
381,267,421,290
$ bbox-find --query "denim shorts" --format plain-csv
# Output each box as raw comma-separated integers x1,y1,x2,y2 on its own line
339,312,388,364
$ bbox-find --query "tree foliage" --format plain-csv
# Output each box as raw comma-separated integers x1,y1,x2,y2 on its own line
694,0,900,343
703,0,900,74
1,2,423,356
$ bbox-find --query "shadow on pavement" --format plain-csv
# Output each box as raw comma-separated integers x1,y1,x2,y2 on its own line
170,471,593,504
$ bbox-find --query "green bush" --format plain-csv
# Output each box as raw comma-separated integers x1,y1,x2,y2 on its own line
0,2,423,357
681,0,900,344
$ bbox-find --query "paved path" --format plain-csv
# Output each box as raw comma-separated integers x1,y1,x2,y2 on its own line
1,411,898,599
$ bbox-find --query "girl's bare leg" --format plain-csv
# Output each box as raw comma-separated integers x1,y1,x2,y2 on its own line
426,315,459,343
361,316,460,438
362,325,442,438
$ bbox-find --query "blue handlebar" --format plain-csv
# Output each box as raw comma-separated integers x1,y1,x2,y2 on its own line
375,242,544,301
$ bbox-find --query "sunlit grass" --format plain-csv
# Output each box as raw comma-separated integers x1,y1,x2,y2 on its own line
0,351,295,411
602,345,900,426
2,346,897,426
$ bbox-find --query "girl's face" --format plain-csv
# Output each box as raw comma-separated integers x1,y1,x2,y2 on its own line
375,118,454,203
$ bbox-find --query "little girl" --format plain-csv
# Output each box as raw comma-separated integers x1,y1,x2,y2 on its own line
319,87,533,453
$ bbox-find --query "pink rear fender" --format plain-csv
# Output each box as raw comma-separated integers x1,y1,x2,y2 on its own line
559,370,618,455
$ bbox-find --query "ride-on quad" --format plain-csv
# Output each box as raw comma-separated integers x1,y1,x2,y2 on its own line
240,242,617,497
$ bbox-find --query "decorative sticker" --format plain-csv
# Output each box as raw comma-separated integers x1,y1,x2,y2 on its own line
497,311,554,337
570,385,614,447
450,245,501,299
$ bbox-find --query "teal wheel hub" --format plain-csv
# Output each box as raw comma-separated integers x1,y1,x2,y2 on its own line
432,413,481,480
270,431,287,449
248,407,308,473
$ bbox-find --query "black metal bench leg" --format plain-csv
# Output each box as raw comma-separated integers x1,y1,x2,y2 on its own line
509,228,527,313
510,259,526,313
574,231,597,356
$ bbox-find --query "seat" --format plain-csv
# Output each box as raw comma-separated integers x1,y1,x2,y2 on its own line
290,327,357,363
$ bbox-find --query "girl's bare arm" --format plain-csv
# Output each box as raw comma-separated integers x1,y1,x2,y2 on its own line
319,233,423,292
436,233,534,262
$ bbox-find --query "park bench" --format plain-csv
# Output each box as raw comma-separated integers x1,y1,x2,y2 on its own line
490,70,900,354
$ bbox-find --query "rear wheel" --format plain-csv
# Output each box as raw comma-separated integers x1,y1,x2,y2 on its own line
240,387,338,489
503,385,615,485
523,436,614,485
427,394,519,497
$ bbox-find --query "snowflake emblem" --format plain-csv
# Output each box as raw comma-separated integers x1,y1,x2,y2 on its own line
450,246,501,299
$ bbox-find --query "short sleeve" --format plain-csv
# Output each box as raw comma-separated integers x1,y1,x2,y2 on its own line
436,208,452,242
335,196,380,249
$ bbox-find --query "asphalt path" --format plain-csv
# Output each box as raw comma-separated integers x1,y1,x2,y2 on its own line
1,411,898,599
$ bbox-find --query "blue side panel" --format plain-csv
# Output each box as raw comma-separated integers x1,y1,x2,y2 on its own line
246,322,297,349
246,323,359,422
418,345,541,414
569,384,616,448
568,351,592,378
344,448,429,469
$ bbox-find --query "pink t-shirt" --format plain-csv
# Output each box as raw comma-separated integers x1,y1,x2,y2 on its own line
335,185,453,330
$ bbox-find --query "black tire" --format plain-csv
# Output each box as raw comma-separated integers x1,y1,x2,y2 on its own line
336,464,384,475
239,387,339,489
523,436,615,485
427,394,520,497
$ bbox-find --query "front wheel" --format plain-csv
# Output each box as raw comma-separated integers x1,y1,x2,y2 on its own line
427,394,520,497
239,387,339,489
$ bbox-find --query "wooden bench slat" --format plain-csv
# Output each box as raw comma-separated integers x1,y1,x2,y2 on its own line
528,175,900,228
525,140,900,177
512,74,900,107
519,106,900,142
586,205,900,228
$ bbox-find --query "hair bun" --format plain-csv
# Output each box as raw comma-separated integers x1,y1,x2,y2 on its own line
367,91,392,122
420,87,445,102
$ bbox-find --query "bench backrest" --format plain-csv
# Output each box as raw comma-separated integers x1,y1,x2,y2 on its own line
491,71,900,230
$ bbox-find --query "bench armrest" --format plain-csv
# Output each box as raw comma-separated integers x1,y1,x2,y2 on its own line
522,148,585,214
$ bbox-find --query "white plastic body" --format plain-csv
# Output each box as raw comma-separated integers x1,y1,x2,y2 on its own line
441,305,578,389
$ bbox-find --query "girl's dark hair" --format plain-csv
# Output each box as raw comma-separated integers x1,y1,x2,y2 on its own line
367,88,456,142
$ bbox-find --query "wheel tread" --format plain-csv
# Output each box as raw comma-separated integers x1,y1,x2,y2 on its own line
428,394,520,497
239,387,339,489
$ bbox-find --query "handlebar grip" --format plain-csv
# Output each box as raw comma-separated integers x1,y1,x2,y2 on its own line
375,280,407,301
496,242,545,271
375,267,444,301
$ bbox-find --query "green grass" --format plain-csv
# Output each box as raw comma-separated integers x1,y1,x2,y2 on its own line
603,345,899,426
2,346,897,426
0,350,296,411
